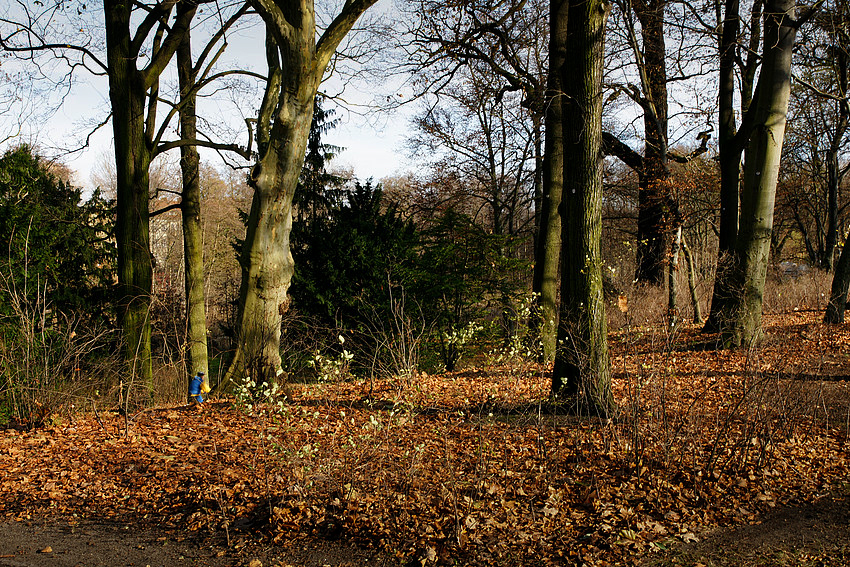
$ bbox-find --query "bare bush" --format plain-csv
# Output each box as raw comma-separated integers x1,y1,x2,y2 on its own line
0,271,120,428
762,267,832,314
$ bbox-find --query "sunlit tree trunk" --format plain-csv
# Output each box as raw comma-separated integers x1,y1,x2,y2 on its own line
552,0,615,417
223,0,378,388
681,232,702,323
177,24,209,378
667,226,682,327
724,0,797,346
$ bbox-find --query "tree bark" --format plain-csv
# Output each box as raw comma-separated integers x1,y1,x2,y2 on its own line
552,0,614,417
667,226,682,327
703,0,760,333
104,0,196,395
825,234,850,323
177,18,210,378
632,0,673,286
824,102,848,271
531,0,567,363
724,0,797,346
223,0,378,388
825,22,850,314
681,232,702,323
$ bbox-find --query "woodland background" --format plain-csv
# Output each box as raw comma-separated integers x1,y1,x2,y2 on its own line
0,0,850,565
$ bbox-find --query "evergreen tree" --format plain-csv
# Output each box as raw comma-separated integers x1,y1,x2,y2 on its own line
0,146,115,322
294,97,346,223
291,180,418,332
414,210,527,371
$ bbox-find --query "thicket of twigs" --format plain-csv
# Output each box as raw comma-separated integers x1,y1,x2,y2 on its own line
1,305,848,566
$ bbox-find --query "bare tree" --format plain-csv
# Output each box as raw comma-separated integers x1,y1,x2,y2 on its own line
1,0,258,396
221,0,380,388
552,0,615,416
394,0,564,360
602,0,712,294
407,66,537,239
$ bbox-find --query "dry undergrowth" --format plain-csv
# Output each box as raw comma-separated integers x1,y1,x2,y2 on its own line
1,311,848,566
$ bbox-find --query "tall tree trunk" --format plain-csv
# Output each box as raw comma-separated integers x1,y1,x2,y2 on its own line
704,0,761,333
177,23,209,378
824,107,848,272
724,0,797,346
632,0,673,286
228,75,317,386
105,1,153,396
681,232,702,323
104,0,195,401
222,0,378,388
825,233,850,323
531,0,566,363
111,82,154,395
552,0,614,417
825,39,850,313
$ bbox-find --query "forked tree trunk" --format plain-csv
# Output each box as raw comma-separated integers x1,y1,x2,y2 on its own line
222,0,379,389
703,0,759,333
177,26,209,378
104,0,196,396
724,0,797,346
552,0,615,417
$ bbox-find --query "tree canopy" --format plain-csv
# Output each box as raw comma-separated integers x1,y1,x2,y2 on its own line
0,145,114,322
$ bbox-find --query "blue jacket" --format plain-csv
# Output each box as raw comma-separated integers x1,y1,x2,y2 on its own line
189,374,204,402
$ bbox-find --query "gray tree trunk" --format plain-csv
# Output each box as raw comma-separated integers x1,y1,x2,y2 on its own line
177,24,209,378
681,232,702,323
552,0,615,417
667,226,682,327
223,0,379,388
724,0,798,346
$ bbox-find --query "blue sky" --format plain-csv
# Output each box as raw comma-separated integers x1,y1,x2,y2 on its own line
0,2,412,191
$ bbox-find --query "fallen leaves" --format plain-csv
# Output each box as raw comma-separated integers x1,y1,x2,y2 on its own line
0,311,848,566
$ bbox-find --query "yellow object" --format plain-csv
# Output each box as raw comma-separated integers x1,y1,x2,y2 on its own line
201,377,211,393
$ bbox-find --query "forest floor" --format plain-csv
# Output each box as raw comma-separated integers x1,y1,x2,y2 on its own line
1,309,850,566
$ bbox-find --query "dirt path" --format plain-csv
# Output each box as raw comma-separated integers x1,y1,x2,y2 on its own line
0,518,401,567
3,495,848,567
646,493,850,567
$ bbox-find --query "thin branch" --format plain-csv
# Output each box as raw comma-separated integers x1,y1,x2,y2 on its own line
668,128,712,163
0,33,109,75
150,202,182,218
154,137,251,159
